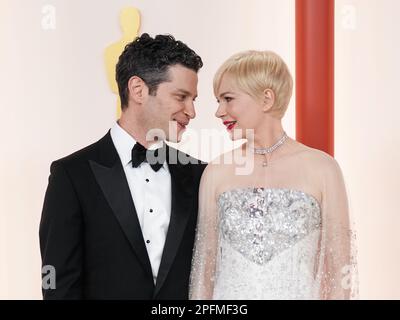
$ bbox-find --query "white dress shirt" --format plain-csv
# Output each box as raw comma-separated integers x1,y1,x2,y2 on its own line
110,122,171,284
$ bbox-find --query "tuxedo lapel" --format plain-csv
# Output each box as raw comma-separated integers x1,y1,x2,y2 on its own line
89,132,153,280
154,146,195,297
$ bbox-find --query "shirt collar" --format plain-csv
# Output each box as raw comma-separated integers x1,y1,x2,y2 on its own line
110,122,167,170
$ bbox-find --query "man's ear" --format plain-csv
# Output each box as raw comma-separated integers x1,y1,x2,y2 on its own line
262,88,275,113
127,76,148,104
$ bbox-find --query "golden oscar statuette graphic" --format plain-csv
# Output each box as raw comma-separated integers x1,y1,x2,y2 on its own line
104,7,141,118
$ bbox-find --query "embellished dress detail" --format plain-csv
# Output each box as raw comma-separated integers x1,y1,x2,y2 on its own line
214,188,321,299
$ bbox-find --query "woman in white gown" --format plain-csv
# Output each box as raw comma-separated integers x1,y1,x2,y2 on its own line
189,50,357,300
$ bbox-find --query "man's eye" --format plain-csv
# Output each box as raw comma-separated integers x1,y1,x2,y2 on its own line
225,97,233,102
177,95,186,101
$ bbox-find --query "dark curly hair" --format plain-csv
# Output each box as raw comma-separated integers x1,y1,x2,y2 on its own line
116,33,203,109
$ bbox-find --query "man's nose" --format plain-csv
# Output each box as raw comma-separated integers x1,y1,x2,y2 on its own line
185,101,196,119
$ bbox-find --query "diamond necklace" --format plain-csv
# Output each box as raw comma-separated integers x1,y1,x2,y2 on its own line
251,132,288,167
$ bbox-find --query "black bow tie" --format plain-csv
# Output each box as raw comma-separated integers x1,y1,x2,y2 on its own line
131,142,164,172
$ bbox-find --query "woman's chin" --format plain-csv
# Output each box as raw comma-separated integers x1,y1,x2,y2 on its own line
228,128,245,141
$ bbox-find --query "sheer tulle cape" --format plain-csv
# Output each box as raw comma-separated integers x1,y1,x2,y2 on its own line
189,140,358,300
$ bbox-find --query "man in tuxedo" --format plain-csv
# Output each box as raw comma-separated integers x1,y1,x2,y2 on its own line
39,33,206,299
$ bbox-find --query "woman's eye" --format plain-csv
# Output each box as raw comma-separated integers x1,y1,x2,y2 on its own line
225,97,233,102
178,95,186,101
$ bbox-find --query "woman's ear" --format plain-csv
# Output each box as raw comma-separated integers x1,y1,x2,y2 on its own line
262,88,275,113
127,76,148,104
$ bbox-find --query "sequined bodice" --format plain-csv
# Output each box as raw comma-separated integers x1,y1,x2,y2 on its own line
218,187,321,264
213,188,322,299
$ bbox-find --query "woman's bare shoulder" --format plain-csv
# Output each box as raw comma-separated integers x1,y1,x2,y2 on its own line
292,141,342,173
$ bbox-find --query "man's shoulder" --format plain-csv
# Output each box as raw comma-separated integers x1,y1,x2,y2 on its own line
52,132,111,169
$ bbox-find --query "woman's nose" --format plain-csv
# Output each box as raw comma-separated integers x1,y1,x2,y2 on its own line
215,103,226,118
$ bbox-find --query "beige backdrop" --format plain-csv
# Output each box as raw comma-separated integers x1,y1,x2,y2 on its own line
0,0,398,299
335,0,400,300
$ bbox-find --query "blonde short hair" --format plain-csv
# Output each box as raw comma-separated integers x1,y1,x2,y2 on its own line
213,50,293,119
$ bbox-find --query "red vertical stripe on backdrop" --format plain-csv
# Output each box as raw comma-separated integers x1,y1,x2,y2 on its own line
295,0,335,156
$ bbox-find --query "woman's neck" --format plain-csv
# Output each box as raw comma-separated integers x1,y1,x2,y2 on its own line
251,121,286,149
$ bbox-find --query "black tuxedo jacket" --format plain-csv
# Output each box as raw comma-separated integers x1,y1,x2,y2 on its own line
39,131,206,299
